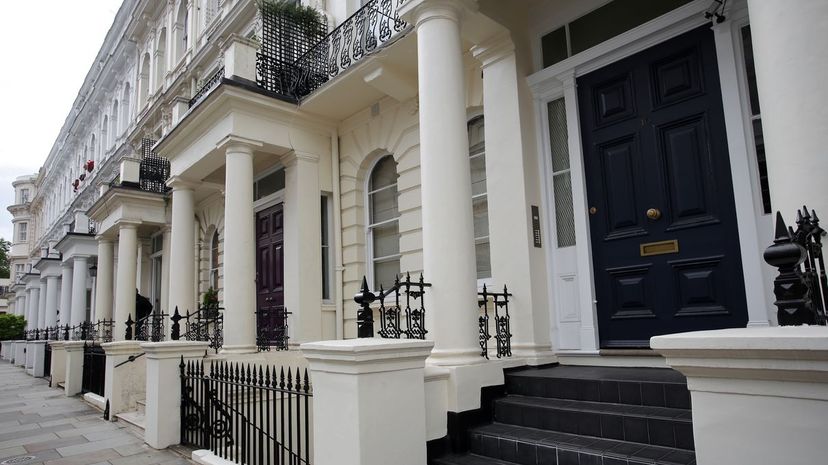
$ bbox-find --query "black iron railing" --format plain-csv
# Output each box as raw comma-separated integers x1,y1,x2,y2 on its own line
180,358,312,465
478,285,513,359
133,312,168,342
67,320,113,343
171,306,224,353
255,0,408,100
256,306,290,351
138,139,171,194
44,342,52,384
189,67,225,108
82,343,106,397
764,206,828,326
353,273,431,339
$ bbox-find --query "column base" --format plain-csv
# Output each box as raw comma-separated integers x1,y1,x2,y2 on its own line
427,348,487,367
509,345,559,367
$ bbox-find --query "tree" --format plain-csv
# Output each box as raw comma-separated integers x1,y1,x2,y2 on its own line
0,314,25,340
0,238,9,279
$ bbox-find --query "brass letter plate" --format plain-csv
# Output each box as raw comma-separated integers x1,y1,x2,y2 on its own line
640,239,679,257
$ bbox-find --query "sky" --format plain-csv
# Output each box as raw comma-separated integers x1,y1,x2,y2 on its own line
0,0,123,242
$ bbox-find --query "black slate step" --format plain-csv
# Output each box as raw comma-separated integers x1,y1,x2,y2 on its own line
434,453,519,465
470,422,695,465
506,366,690,409
494,396,693,450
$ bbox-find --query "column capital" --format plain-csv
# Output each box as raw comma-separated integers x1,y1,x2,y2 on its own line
470,32,514,68
216,135,262,154
166,175,200,191
95,236,114,245
281,150,320,167
399,0,477,27
115,219,141,230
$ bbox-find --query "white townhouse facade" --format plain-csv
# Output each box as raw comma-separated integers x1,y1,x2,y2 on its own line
4,1,828,464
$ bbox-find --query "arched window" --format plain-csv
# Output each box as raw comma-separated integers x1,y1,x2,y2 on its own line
205,0,220,26
111,100,119,143
139,53,151,108
468,115,491,279
155,29,167,90
90,134,97,166
209,230,220,290
366,155,400,290
175,0,188,61
101,115,109,154
122,83,131,128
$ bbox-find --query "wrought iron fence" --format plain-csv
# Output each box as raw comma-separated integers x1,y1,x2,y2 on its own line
180,358,312,465
171,306,224,353
478,284,513,359
256,306,290,351
82,343,106,397
353,273,431,339
132,312,168,342
189,67,225,108
764,207,828,326
44,342,52,385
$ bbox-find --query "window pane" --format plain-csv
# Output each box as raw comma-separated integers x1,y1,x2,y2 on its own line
372,222,400,258
369,185,398,224
374,259,400,290
548,98,569,172
741,26,761,116
470,153,487,197
468,116,485,154
369,156,397,191
255,169,285,201
475,240,492,280
473,197,489,240
553,172,576,247
541,26,569,69
752,118,771,214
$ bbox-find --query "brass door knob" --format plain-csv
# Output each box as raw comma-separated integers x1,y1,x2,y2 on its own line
646,208,662,220
589,207,597,215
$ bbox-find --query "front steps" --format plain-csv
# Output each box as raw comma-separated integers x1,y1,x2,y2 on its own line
435,366,695,465
115,398,146,432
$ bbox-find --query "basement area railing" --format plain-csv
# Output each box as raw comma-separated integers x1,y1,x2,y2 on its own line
478,284,513,359
82,343,106,397
764,206,828,326
180,358,312,465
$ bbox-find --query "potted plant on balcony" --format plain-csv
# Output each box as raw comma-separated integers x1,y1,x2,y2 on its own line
202,287,219,319
86,160,95,172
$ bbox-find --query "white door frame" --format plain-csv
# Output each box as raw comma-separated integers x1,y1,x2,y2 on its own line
528,0,773,355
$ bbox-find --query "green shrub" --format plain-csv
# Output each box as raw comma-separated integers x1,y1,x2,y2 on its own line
0,314,25,340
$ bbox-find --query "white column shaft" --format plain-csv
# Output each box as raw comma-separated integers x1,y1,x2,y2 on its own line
283,153,322,344
59,264,73,326
168,188,196,314
222,144,257,353
45,276,59,327
95,239,114,321
26,288,39,330
414,4,479,362
70,257,89,326
746,0,828,217
37,280,47,328
114,225,138,340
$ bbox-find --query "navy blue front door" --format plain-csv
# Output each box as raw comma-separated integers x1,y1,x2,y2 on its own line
578,25,748,348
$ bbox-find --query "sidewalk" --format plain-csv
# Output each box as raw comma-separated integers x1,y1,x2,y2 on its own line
0,360,193,465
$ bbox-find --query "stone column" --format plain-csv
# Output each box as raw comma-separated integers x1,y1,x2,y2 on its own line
221,141,258,353
302,339,434,465
27,287,40,330
70,257,89,326
59,262,73,327
283,152,323,344
44,275,59,327
95,238,114,322
167,178,197,315
401,0,479,365
746,0,828,217
37,279,47,329
114,222,139,340
471,34,555,363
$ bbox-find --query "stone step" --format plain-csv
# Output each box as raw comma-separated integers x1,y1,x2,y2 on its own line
136,398,146,415
469,423,695,465
115,410,146,432
494,395,693,450
505,366,690,409
434,453,516,465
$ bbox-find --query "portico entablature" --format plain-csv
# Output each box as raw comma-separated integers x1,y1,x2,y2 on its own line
155,83,334,182
53,233,98,265
22,273,41,291
32,257,62,279
86,187,168,238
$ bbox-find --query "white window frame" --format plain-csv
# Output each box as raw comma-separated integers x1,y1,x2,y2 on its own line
321,193,334,302
17,222,27,243
467,114,493,286
365,155,401,292
209,229,220,291
150,232,164,309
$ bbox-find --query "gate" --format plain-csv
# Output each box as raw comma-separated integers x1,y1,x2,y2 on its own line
44,343,52,385
81,343,106,396
180,358,312,465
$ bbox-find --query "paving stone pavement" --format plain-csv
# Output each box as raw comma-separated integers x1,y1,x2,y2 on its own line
0,360,195,465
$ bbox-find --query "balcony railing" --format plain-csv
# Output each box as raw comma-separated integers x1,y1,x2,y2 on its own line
256,0,410,101
189,66,225,108
139,138,170,194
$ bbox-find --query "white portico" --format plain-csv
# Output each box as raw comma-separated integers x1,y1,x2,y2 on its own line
53,232,98,327
31,257,62,328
